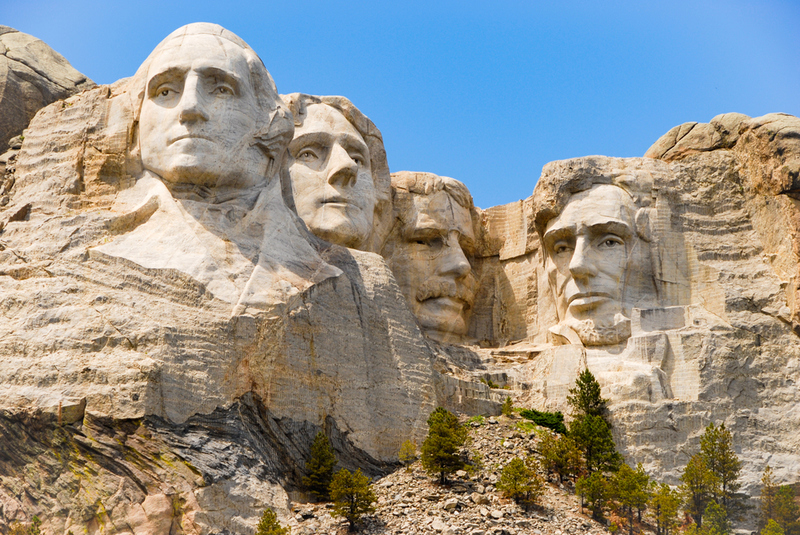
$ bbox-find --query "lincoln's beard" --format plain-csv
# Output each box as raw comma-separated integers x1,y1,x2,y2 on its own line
564,314,631,347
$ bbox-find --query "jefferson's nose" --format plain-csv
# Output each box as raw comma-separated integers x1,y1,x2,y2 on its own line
326,143,358,187
568,237,598,278
178,76,208,123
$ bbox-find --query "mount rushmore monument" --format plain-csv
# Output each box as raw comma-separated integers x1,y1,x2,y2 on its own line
0,22,799,533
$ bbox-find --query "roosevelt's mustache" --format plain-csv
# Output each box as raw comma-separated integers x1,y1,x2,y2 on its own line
416,279,476,305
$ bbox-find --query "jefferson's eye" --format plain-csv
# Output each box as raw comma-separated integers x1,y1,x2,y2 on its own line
599,236,623,248
160,89,172,97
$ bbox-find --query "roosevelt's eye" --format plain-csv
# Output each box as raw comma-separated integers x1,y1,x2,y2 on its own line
351,154,365,166
213,85,234,96
414,236,444,249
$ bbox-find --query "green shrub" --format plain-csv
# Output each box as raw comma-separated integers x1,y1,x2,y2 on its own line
501,396,513,416
255,508,289,535
519,408,567,434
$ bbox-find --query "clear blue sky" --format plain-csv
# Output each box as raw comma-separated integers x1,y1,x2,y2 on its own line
4,0,799,209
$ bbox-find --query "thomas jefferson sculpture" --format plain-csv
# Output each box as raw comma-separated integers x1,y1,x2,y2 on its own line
281,93,391,252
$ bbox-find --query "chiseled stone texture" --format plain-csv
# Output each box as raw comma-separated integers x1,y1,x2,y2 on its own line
0,26,94,152
473,115,800,496
0,27,446,533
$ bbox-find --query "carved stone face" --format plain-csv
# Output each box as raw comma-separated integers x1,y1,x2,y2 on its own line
388,190,476,342
139,34,267,190
288,103,375,249
542,184,647,345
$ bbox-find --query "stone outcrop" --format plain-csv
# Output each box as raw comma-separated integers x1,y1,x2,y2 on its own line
470,113,800,497
0,26,94,152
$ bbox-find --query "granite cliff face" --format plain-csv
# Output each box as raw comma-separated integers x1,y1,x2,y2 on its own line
471,112,800,495
0,26,94,154
0,23,798,535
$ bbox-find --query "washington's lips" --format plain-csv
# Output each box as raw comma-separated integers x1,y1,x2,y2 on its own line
169,133,213,145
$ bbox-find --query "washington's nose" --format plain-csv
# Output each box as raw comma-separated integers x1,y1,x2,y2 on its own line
326,143,358,187
178,76,208,123
438,236,471,278
568,237,597,278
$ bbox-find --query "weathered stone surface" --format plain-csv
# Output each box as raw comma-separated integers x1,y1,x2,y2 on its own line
0,24,453,533
281,93,392,252
2,21,800,535
473,115,800,500
382,171,480,344
0,26,94,152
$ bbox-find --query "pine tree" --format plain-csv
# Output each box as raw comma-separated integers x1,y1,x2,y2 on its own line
761,465,779,532
774,485,800,535
762,519,786,535
496,456,544,506
569,413,622,474
567,368,610,423
303,431,337,499
330,468,376,532
538,431,583,483
702,500,732,535
650,482,681,535
681,454,715,528
398,440,417,472
420,407,468,484
501,396,513,416
255,508,290,535
699,423,741,511
576,471,611,521
612,463,652,535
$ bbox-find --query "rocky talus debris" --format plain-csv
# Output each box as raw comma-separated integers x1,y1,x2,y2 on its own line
286,415,612,535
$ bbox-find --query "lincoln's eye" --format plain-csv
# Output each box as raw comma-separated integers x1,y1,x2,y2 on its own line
297,149,317,161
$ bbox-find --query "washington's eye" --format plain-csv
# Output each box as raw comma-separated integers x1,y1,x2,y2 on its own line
154,85,178,98
213,85,234,95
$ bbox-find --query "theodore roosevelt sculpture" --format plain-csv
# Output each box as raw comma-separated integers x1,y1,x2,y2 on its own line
533,175,659,347
281,94,391,252
382,171,478,343
94,24,339,311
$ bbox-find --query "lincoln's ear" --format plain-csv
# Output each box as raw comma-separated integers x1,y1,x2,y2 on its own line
634,207,652,243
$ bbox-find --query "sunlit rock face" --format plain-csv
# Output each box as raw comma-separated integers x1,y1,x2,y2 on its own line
471,115,800,504
281,93,391,252
2,20,800,535
0,26,95,153
382,171,479,344
0,24,448,534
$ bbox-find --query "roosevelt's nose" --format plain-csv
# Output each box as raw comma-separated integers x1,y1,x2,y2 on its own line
438,234,471,279
326,143,358,187
568,236,598,278
178,75,208,124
